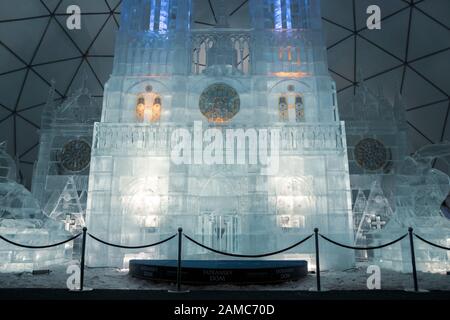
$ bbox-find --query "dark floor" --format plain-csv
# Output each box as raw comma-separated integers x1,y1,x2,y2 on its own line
0,289,449,300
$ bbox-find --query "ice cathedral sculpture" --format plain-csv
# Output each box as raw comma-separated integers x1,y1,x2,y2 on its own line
341,72,409,248
0,143,71,272
342,73,449,272
32,79,101,232
85,0,354,269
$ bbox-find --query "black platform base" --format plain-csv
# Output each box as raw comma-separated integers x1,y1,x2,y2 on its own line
129,260,308,285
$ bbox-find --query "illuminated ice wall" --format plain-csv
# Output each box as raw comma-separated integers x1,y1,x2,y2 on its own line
85,0,354,270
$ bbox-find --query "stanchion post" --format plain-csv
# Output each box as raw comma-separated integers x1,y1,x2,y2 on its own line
80,227,87,292
408,227,419,292
314,228,321,292
177,227,183,292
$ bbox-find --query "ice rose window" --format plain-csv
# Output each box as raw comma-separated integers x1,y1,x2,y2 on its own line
199,83,240,123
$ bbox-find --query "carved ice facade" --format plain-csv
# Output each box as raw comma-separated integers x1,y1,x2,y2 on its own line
341,76,410,260
32,82,101,234
342,75,450,272
85,0,354,269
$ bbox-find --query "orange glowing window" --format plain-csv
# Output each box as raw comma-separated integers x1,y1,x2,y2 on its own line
135,95,162,123
136,96,146,120
151,97,162,122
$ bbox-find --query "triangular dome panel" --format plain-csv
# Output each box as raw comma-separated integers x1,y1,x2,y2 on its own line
408,8,450,61
407,101,449,143
0,18,49,63
33,19,82,65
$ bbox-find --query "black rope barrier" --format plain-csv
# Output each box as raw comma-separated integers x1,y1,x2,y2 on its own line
87,233,177,249
408,228,419,292
314,228,321,291
0,233,81,249
414,233,450,251
184,233,314,258
319,233,408,251
3,224,450,294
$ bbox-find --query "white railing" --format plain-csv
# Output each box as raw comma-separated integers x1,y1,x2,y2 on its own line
92,122,346,153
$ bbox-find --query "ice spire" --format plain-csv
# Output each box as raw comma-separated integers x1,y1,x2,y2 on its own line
354,189,368,214
364,181,394,227
353,189,368,243
0,142,17,182
355,69,368,105
40,80,57,129
13,154,23,185
80,68,88,92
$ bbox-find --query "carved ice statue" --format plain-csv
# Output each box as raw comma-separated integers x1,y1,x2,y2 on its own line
0,143,71,272
370,142,450,272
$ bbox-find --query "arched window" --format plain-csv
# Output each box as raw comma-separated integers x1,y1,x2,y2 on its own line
279,96,288,121
151,97,162,122
136,96,146,121
295,95,305,122
278,94,305,122
135,94,162,123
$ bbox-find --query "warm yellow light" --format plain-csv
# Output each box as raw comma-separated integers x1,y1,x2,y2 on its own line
151,103,161,122
272,72,309,78
136,103,145,119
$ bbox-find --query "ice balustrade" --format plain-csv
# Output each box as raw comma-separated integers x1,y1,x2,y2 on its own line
92,123,346,153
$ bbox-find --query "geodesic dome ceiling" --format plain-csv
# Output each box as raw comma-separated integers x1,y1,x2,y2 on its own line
0,0,449,187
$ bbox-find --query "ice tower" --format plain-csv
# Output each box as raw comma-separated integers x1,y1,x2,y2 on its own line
86,0,354,269
32,81,101,220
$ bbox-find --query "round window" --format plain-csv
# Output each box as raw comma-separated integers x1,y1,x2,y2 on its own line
354,138,390,171
60,139,92,173
199,83,240,123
